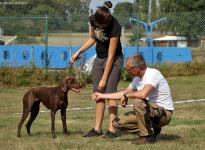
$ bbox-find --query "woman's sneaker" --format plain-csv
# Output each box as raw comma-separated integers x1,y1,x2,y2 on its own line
102,130,118,139
83,128,102,137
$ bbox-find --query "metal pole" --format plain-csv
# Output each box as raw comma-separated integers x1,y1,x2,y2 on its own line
150,25,154,63
150,17,167,48
129,17,148,47
136,0,140,53
150,17,167,63
45,14,48,69
31,46,34,66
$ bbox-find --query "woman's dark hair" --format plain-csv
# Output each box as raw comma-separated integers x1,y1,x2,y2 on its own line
94,1,113,25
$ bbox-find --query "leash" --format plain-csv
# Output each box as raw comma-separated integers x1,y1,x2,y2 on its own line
68,46,81,75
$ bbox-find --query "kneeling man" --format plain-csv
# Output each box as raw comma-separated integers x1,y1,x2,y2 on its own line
92,54,174,144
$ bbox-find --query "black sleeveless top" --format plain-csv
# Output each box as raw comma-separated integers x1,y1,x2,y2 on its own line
89,15,122,58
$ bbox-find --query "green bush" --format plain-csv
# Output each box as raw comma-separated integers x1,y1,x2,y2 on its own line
121,67,132,81
0,66,92,87
0,66,46,86
152,59,205,77
121,59,205,80
0,59,205,87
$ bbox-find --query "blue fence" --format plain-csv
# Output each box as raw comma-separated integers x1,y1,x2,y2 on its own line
123,47,192,64
0,45,192,68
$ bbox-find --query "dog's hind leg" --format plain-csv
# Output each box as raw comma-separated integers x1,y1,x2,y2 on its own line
17,93,34,137
17,108,30,137
26,101,40,135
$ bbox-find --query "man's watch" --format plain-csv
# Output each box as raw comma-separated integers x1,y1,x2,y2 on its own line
123,93,128,99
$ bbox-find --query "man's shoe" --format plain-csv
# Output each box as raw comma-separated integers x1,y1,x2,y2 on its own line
83,128,102,137
133,135,156,145
102,130,118,139
153,127,161,139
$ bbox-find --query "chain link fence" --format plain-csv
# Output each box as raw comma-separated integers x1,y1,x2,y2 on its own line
0,16,46,45
0,12,204,48
47,11,205,48
0,11,204,69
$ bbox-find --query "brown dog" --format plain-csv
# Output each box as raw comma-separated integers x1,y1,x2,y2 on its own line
17,77,81,138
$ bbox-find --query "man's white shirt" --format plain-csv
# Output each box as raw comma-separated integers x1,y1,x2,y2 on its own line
129,67,174,110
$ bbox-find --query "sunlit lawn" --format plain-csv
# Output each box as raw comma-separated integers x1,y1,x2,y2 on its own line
0,75,205,150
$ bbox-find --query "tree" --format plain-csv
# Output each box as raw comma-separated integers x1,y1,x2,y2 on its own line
164,12,205,39
113,2,133,15
29,4,56,15
160,0,205,13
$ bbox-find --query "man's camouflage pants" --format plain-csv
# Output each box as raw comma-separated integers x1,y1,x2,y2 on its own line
113,99,173,136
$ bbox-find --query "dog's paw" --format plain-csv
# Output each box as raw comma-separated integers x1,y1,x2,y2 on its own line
63,130,69,135
52,134,57,138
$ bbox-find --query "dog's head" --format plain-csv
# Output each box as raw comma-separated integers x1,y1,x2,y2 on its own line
61,77,81,93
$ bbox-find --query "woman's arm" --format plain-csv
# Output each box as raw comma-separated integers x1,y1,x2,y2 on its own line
71,27,96,63
78,27,96,54
98,36,119,89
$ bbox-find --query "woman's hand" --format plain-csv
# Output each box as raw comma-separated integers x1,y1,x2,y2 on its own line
70,52,80,63
98,79,107,91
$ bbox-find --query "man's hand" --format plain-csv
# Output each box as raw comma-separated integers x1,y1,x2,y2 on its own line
121,94,128,108
91,92,103,101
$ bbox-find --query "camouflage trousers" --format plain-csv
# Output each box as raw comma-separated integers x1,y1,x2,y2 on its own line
113,99,173,136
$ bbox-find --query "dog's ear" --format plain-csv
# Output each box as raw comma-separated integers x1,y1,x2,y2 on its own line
66,77,76,86
66,76,74,80
61,80,67,92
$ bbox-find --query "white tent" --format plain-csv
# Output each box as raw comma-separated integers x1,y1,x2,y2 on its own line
153,35,187,41
153,35,187,47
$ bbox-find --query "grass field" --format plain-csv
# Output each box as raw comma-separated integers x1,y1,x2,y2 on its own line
0,76,205,150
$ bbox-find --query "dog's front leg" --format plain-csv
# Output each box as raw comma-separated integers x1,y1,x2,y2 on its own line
51,110,57,138
61,108,68,135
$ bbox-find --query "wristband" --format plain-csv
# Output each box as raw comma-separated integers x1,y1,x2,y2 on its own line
123,93,128,99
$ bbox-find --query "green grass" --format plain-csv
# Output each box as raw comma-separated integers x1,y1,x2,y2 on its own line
0,76,205,150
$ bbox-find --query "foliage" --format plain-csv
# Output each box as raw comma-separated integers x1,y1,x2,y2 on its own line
113,2,133,15
121,67,132,81
161,12,205,39
151,59,205,77
0,65,92,87
0,1,204,37
0,57,205,87
0,0,84,16
160,0,205,13
0,16,44,36
29,4,56,15
15,33,40,44
0,66,46,86
128,28,143,46
48,12,89,32
66,65,92,87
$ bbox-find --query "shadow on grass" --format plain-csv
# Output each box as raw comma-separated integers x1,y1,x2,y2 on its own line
157,134,181,141
23,130,85,137
115,134,181,142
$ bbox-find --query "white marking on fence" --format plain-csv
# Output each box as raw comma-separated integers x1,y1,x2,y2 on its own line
13,99,205,115
5,36,17,45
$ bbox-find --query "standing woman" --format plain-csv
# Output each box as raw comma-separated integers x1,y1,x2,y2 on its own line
71,1,123,138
